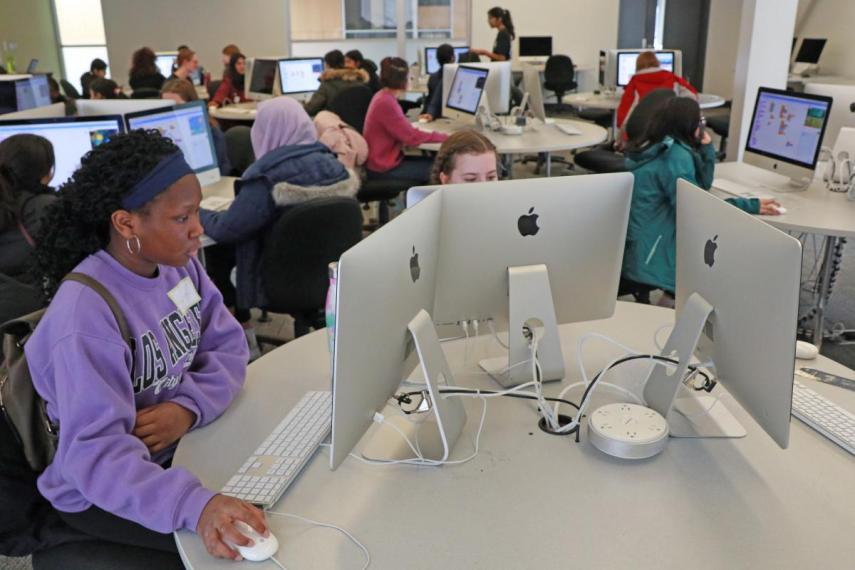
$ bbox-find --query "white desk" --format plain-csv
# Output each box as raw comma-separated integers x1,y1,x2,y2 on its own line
787,74,855,91
566,91,725,111
173,301,855,569
209,103,257,122
198,176,237,251
416,117,607,176
713,161,855,347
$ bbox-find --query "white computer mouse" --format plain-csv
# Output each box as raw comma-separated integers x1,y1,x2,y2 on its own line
796,340,819,360
230,521,279,562
774,206,788,215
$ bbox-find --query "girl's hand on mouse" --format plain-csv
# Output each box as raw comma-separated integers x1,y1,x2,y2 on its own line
197,495,268,560
132,402,196,453
759,198,782,215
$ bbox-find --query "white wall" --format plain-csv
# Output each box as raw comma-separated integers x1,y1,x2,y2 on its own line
470,0,620,72
796,0,855,78
703,0,742,100
101,0,289,84
0,0,61,76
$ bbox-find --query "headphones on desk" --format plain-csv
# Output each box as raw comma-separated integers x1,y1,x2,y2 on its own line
820,148,854,193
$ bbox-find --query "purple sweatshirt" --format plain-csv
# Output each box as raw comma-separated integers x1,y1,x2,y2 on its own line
25,250,248,533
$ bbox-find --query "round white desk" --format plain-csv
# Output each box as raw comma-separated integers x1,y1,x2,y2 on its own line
416,118,607,177
565,91,726,111
209,105,257,122
174,301,855,569
714,161,855,347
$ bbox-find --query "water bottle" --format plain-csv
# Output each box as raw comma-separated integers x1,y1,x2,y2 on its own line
325,262,338,355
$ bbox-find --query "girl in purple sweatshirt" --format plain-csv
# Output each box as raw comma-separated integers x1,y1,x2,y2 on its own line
27,130,266,567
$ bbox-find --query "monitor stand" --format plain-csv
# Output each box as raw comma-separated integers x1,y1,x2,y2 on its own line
791,62,819,77
642,293,746,439
479,264,565,388
362,309,467,463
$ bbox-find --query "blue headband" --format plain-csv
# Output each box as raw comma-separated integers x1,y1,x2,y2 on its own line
121,152,194,210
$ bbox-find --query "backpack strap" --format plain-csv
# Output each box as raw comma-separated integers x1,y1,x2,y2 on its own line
61,273,133,349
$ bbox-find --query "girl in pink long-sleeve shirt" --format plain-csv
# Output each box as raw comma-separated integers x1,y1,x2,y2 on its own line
363,57,448,183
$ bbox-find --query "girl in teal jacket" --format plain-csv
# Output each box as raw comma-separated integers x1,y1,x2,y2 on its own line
622,97,780,298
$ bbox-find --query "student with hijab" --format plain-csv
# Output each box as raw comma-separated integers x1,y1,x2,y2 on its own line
210,52,249,107
200,97,360,358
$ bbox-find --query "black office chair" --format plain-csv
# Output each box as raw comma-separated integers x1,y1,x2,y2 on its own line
207,79,222,99
224,125,255,176
574,88,676,173
457,51,482,63
259,197,363,339
328,84,373,133
59,79,81,99
130,87,161,99
706,107,730,161
543,55,577,111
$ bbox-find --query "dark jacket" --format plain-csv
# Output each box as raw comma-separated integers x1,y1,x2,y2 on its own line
0,188,55,324
623,137,758,291
304,68,369,116
129,72,166,91
422,69,444,118
199,143,360,309
80,72,96,99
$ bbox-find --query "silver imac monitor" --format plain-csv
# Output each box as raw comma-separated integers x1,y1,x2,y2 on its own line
155,51,177,77
0,115,124,186
277,57,323,95
125,100,220,187
522,63,547,122
246,58,279,101
441,65,490,124
424,46,471,75
331,174,633,468
29,75,52,108
443,61,511,114
674,180,801,448
616,50,676,88
76,99,173,117
743,87,832,187
794,38,826,66
804,82,855,148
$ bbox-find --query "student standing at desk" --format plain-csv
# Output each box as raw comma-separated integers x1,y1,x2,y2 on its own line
26,131,266,568
129,47,167,91
364,57,448,184
0,134,56,324
471,7,515,62
420,43,455,122
621,97,779,304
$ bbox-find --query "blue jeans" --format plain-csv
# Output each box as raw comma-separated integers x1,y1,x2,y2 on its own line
368,156,435,185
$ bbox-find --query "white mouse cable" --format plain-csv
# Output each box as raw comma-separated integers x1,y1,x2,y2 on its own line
265,511,371,570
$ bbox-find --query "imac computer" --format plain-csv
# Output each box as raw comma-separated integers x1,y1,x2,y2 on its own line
616,50,676,88
0,115,124,186
125,100,220,187
792,38,827,76
741,87,831,188
522,63,547,123
441,65,490,124
658,179,801,447
246,58,279,101
277,58,323,95
155,51,177,78
0,102,65,120
330,174,633,470
442,62,511,115
519,36,553,60
76,99,173,118
424,46,471,75
29,75,52,108
805,82,855,148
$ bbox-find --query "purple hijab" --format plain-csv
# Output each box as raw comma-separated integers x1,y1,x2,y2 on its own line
250,96,318,159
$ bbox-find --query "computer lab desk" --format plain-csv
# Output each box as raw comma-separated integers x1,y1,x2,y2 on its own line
713,161,855,349
173,301,855,569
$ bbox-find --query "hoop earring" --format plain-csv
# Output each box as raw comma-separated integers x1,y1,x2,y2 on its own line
126,235,142,256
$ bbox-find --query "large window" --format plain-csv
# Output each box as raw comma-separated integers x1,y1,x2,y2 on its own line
291,0,468,41
52,0,110,94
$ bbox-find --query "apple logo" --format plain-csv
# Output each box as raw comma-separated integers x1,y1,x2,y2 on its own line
409,245,421,282
517,207,540,237
704,235,718,268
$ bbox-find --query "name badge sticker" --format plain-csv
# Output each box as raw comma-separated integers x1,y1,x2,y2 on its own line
168,277,201,315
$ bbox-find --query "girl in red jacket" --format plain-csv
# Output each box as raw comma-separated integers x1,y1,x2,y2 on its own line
617,51,697,129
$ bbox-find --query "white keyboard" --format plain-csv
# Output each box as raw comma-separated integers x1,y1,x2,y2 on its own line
791,380,855,455
712,178,773,199
555,123,582,136
221,391,332,507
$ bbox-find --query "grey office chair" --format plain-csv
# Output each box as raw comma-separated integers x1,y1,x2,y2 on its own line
59,79,81,99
